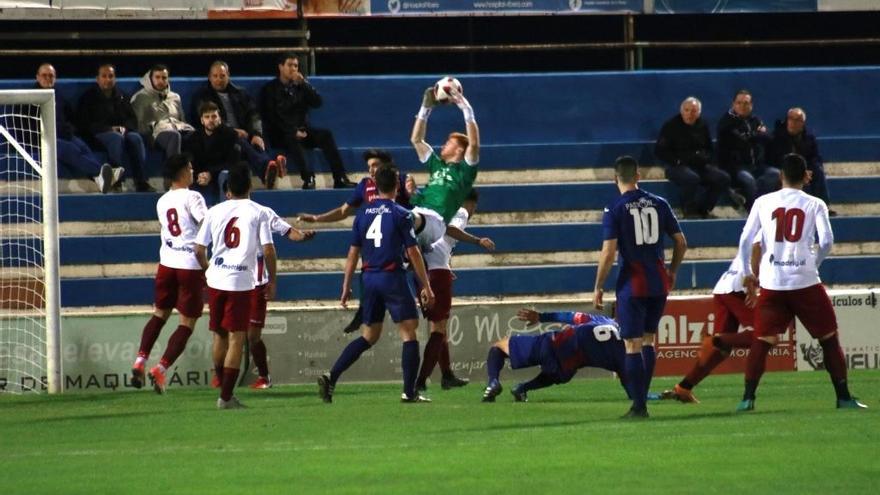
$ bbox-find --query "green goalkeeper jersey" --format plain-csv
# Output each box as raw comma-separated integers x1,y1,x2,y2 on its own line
411,153,478,223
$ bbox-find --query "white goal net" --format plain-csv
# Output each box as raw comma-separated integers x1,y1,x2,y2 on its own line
0,89,61,393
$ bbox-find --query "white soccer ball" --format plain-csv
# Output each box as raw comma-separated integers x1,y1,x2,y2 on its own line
434,76,463,102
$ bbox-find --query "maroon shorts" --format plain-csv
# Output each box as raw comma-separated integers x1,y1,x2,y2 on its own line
423,269,453,322
249,283,268,329
755,284,838,339
207,287,252,333
713,292,754,334
153,264,205,318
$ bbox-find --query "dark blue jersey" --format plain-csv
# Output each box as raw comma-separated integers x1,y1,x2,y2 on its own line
351,198,417,272
347,174,411,210
602,188,681,297
539,312,625,375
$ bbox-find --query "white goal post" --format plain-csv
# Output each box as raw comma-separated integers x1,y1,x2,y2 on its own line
0,89,62,393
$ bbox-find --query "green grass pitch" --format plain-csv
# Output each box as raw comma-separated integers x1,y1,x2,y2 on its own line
2,370,878,494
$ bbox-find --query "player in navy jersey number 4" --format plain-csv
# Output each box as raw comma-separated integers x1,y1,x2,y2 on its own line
318,164,436,403
593,156,688,419
482,309,629,403
735,153,866,411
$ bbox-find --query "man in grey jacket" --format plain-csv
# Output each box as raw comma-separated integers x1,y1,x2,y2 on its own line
131,64,195,163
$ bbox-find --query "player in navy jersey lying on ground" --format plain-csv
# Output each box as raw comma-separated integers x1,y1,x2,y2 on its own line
482,308,629,404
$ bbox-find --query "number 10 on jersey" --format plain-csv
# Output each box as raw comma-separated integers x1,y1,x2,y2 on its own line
629,207,659,246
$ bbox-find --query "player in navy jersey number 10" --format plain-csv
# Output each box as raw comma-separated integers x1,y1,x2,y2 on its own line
319,164,436,403
593,156,688,419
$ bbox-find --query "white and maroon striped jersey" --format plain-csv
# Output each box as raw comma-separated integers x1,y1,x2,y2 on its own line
156,188,208,270
738,188,833,291
196,198,273,291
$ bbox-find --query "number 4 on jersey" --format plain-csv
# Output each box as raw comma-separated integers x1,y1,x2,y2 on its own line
366,215,384,248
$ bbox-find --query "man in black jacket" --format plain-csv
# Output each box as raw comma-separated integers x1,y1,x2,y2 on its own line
183,102,240,203
655,97,731,218
716,89,779,211
190,61,285,189
32,63,118,194
260,53,355,190
767,107,835,216
77,64,152,192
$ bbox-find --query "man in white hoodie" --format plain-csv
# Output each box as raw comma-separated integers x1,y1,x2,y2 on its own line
131,64,195,166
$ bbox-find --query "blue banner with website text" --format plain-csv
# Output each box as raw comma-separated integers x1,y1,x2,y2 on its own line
369,0,641,15
653,0,817,13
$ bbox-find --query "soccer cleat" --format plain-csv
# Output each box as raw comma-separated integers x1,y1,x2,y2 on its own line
275,154,287,178
318,373,334,403
130,364,145,389
95,163,113,194
264,161,279,189
481,380,503,402
148,366,166,395
250,376,272,390
441,374,469,390
837,398,868,409
210,373,221,389
647,392,662,401
401,392,432,403
736,399,755,412
110,166,125,187
217,396,246,409
659,384,700,404
621,407,650,419
511,385,528,402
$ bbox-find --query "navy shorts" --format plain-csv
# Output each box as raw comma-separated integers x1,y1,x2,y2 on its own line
508,333,570,382
616,294,667,339
361,271,419,324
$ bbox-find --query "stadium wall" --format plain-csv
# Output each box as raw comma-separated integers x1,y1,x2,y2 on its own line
7,290,876,392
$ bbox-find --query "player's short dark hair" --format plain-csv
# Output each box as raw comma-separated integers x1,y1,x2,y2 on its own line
781,153,807,184
375,164,399,194
614,155,639,184
163,153,192,180
226,162,252,197
362,148,393,165
277,52,299,66
464,188,479,203
198,101,220,117
149,64,169,76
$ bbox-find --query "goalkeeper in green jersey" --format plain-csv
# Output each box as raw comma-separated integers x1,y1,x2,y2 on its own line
409,84,480,249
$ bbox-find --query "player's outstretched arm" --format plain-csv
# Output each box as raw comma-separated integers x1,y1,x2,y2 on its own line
592,239,617,310
299,202,353,224
406,245,435,309
451,89,479,165
516,308,540,325
263,243,277,301
445,225,495,251
410,87,435,163
340,245,360,308
194,244,209,271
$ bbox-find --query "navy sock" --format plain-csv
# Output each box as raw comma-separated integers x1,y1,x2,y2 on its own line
521,372,555,392
330,336,372,385
625,352,647,411
401,340,420,398
642,345,656,396
486,347,507,383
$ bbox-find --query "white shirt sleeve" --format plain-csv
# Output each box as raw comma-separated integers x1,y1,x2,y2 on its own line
259,211,274,246
738,199,762,277
188,192,208,224
448,208,469,231
815,201,834,266
195,214,212,247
